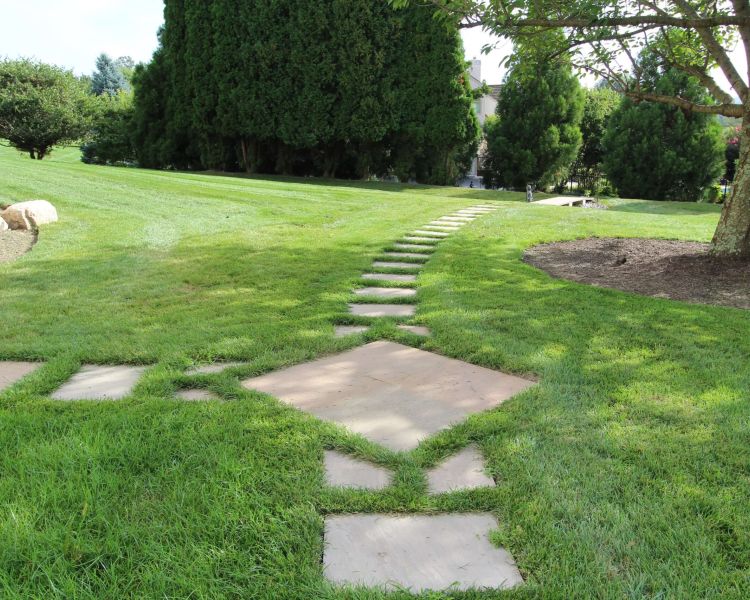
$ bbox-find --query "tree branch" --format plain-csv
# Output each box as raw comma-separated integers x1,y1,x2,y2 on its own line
624,91,743,116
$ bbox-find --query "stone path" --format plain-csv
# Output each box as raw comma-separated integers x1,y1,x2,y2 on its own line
340,204,500,339
36,203,534,593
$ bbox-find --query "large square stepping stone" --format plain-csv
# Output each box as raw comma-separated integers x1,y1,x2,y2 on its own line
243,341,535,451
187,362,247,375
349,304,416,318
372,261,421,270
0,361,42,392
324,514,523,592
335,325,371,338
325,450,391,489
176,389,220,401
52,365,147,400
397,325,431,337
428,445,495,493
354,287,417,298
362,273,417,283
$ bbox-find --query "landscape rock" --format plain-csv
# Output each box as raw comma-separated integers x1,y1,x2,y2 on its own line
1,200,58,230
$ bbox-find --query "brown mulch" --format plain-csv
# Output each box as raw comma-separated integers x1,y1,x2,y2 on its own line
0,230,36,264
524,237,750,310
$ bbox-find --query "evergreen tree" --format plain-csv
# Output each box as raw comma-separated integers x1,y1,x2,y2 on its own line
482,43,584,190
603,52,724,202
91,53,129,96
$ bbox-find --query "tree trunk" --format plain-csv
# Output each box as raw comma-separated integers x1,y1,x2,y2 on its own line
712,109,750,257
28,149,36,160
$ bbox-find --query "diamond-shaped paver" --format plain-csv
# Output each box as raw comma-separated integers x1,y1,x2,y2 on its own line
354,287,417,299
324,451,391,489
51,365,147,400
243,341,535,451
0,362,42,392
428,445,495,493
349,304,416,318
324,514,523,592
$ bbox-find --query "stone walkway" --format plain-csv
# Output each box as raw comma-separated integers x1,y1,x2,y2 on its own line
1,204,534,594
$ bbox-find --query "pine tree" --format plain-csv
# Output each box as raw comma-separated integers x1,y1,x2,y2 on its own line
91,54,129,96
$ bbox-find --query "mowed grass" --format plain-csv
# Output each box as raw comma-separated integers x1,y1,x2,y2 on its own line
0,145,748,598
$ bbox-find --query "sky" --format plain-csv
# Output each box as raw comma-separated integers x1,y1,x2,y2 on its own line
0,0,743,91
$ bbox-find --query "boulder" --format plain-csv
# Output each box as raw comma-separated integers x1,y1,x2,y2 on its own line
1,200,58,230
0,217,7,232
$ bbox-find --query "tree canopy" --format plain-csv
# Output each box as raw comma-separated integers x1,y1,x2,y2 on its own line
0,59,95,159
91,54,129,97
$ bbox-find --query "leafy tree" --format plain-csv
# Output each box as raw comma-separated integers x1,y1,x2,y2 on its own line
481,44,584,190
570,87,620,194
91,53,129,96
603,55,724,202
81,92,136,165
0,59,94,159
388,0,750,256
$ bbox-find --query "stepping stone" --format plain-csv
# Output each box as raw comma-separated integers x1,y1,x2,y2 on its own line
427,445,495,493
423,225,461,231
187,362,247,375
0,361,42,392
432,219,468,225
372,261,421,270
324,450,390,489
243,341,535,451
393,243,433,251
412,230,449,238
176,389,220,401
354,287,417,298
335,325,370,338
324,514,523,592
440,216,475,222
362,273,417,282
51,365,147,400
382,252,427,259
349,304,416,318
397,325,431,337
402,236,440,244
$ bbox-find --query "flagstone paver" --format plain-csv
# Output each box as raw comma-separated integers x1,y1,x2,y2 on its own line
176,389,220,401
349,304,416,318
423,225,461,232
402,236,440,243
51,365,147,400
0,361,42,392
243,341,535,451
362,273,417,282
440,216,475,222
372,261,422,270
354,287,417,298
324,514,523,592
428,445,495,493
382,252,428,259
187,362,247,375
324,450,391,489
393,243,433,251
412,230,449,237
397,325,431,337
335,325,371,337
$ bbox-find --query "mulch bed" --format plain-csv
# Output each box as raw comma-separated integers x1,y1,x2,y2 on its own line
524,237,750,310
0,230,36,264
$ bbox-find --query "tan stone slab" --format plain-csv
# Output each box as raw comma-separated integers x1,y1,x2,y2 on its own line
428,445,495,493
243,341,535,451
402,236,440,244
349,304,416,318
324,450,391,489
51,365,147,400
187,362,247,375
382,252,428,260
372,261,422,270
324,514,523,592
392,243,433,251
440,216,475,222
176,389,220,401
0,361,42,392
397,325,431,337
335,325,370,338
424,225,461,231
412,230,449,238
354,287,417,298
362,273,417,282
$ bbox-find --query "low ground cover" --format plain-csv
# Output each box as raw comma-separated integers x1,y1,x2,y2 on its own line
0,146,747,598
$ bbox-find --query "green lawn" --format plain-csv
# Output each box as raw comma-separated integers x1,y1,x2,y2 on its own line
0,146,748,599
